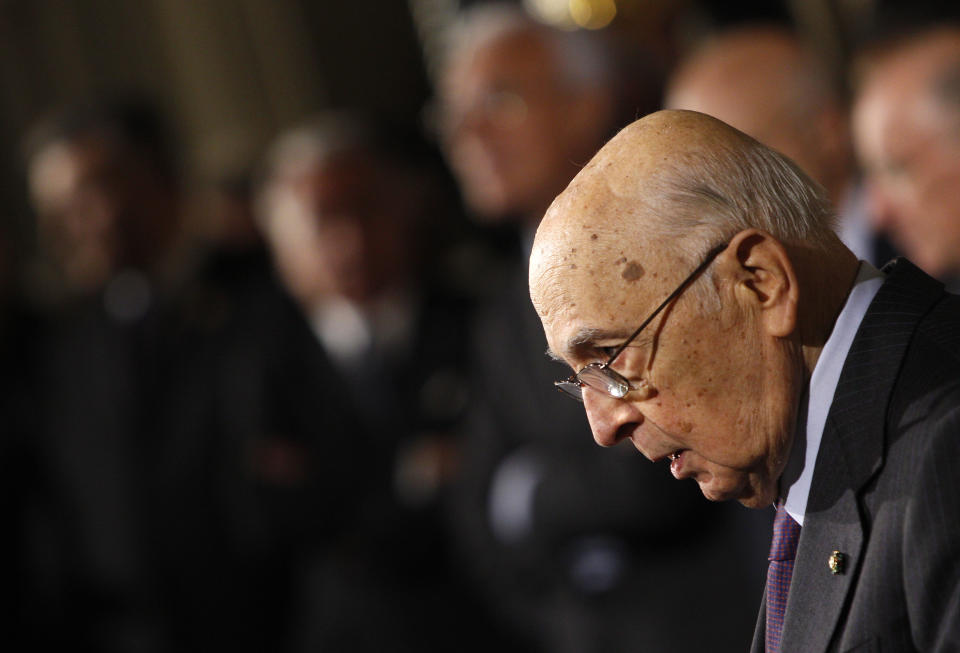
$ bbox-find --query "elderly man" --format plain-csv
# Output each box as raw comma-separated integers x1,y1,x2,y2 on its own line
852,26,960,286
529,110,960,652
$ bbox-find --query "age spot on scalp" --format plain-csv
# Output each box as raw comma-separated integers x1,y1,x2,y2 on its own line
621,261,645,282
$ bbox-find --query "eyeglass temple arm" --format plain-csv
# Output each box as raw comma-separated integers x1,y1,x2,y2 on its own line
605,242,729,366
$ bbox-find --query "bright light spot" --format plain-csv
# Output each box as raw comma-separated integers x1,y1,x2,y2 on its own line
523,0,617,30
523,0,576,29
569,0,616,30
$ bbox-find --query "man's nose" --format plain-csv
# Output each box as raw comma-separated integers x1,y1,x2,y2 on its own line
582,388,639,448
444,98,489,142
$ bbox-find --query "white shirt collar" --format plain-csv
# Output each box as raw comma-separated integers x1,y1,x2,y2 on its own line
310,290,416,368
781,261,885,525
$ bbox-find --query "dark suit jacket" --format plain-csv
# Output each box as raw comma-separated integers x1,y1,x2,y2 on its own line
752,259,960,652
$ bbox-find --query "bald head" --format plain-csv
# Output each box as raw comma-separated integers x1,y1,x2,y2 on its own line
529,110,857,508
531,111,737,314
666,26,852,203
531,110,836,316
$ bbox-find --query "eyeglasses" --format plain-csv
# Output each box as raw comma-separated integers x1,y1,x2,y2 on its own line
555,243,728,402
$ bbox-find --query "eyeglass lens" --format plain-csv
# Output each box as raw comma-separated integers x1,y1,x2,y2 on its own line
555,363,630,402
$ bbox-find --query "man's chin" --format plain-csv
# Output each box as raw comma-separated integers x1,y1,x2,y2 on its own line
721,482,776,510
695,475,749,504
698,485,737,502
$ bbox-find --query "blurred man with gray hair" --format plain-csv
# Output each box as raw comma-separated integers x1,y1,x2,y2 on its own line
438,3,618,227
852,25,960,286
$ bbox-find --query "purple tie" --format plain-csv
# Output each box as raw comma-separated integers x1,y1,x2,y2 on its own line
766,503,801,653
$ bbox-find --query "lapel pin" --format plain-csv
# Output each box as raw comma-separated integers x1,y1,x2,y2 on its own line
828,550,845,575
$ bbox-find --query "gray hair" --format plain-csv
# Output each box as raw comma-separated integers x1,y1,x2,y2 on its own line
635,128,838,305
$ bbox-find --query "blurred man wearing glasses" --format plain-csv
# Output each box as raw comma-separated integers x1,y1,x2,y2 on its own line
436,6,770,652
530,109,960,652
852,25,960,290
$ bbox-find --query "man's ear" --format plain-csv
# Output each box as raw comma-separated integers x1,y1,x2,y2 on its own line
722,229,798,338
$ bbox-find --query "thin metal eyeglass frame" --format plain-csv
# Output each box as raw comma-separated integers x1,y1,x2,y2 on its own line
555,242,728,401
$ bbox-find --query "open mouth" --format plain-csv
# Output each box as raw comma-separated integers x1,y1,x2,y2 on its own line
667,450,687,480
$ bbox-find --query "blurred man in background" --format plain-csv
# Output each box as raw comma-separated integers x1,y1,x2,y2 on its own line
438,4,616,228
852,25,960,288
665,24,893,267
19,95,370,653
255,111,503,652
19,95,188,651
434,5,770,652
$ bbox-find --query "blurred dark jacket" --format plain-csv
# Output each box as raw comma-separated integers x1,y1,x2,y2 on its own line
17,248,369,653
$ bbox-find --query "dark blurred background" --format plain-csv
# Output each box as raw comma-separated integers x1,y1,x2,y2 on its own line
2,1,955,652
0,0,941,249
0,0,861,231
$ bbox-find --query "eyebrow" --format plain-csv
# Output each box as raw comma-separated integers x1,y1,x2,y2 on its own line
547,326,630,361
545,348,566,363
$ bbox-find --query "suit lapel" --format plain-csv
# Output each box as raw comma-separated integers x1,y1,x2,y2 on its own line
782,452,864,652
750,595,767,653
780,260,944,652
